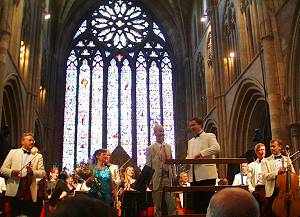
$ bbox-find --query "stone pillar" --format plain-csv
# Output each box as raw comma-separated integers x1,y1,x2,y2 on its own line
259,0,286,140
207,1,228,175
207,2,227,153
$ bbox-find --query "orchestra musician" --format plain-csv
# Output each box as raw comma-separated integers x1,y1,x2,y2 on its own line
48,173,76,212
232,163,249,186
247,143,267,216
47,166,60,198
120,166,136,192
262,138,295,216
119,166,138,217
0,132,46,217
178,172,190,207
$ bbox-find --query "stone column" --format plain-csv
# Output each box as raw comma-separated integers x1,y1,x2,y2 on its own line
207,1,228,175
259,0,286,140
207,1,227,154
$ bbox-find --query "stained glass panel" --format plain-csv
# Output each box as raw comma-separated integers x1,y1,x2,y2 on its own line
77,59,90,164
91,52,104,155
149,61,161,143
107,59,119,151
120,59,132,156
63,51,78,171
161,53,175,155
136,53,148,168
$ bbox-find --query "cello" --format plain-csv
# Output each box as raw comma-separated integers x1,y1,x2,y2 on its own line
272,146,300,217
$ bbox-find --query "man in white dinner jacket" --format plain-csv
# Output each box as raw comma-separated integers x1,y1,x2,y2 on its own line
262,138,294,216
186,117,220,214
0,132,46,217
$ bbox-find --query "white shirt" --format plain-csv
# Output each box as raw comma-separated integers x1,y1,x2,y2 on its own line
232,173,248,186
0,177,6,194
274,156,283,173
179,182,190,207
248,159,265,192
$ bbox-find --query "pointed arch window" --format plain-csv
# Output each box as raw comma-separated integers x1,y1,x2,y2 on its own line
63,0,175,171
223,0,241,85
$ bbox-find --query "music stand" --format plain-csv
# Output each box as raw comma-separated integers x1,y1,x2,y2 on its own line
133,165,155,192
131,165,154,217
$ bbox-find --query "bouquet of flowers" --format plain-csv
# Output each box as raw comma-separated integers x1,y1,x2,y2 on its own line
90,176,103,199
75,161,94,181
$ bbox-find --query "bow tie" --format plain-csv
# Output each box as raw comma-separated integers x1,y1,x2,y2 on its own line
194,131,203,138
274,155,282,160
23,149,30,155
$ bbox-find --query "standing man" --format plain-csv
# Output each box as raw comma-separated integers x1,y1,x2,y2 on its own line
262,138,294,216
247,143,267,216
186,117,220,214
0,132,46,217
248,143,266,192
146,124,176,217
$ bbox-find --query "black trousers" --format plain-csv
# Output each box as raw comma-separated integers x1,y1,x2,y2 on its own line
191,179,216,214
7,196,39,217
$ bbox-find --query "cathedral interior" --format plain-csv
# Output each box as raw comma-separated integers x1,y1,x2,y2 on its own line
0,0,299,177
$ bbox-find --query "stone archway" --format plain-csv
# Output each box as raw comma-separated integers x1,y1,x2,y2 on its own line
0,77,24,163
228,78,271,158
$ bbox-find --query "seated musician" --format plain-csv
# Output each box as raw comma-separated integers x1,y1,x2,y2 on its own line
47,166,60,199
48,173,76,212
232,163,249,186
119,166,139,217
120,166,136,193
178,172,190,207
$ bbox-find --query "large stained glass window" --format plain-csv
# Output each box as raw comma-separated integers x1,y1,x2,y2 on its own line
63,0,175,171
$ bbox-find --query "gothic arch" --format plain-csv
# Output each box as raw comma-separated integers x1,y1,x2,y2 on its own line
228,78,270,157
1,75,24,149
204,118,218,137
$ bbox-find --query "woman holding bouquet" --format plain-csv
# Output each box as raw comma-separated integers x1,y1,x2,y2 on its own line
86,149,114,206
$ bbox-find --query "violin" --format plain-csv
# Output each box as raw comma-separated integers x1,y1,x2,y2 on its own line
272,146,300,217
